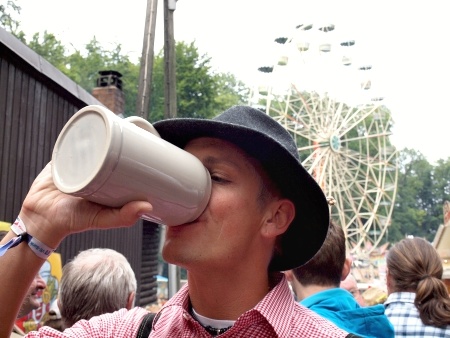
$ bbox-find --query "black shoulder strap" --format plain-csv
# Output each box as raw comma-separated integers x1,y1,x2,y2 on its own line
346,335,362,338
136,312,157,338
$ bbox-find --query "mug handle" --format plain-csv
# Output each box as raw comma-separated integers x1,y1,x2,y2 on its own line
125,116,161,138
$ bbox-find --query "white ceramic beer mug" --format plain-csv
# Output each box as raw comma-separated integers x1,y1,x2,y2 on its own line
51,105,211,225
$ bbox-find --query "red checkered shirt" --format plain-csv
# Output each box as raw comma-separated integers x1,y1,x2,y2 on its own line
26,273,348,337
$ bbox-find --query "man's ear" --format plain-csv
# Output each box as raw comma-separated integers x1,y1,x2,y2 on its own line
341,257,352,281
284,269,295,282
126,292,136,309
262,199,295,237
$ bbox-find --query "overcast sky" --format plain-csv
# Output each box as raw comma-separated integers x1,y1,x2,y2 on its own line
10,0,450,163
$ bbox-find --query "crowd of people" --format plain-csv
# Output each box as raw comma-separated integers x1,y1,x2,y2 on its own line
1,105,449,337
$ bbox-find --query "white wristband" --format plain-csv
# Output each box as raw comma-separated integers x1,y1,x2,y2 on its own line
9,216,56,260
11,217,27,236
27,235,55,260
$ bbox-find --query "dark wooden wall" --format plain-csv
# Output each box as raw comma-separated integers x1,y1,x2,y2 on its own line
0,27,159,306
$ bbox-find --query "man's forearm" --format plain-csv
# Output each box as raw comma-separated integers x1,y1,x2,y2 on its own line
0,236,45,337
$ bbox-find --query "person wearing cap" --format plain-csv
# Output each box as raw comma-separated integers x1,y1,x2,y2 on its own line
1,224,48,338
285,220,394,338
0,105,353,337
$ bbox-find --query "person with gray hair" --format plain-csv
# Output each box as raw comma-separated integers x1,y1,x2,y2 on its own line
58,248,137,329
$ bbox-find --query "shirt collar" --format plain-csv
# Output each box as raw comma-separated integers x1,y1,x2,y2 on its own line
384,291,416,305
159,272,295,337
246,272,295,337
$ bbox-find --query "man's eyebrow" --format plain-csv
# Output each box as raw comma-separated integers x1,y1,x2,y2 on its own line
202,156,242,170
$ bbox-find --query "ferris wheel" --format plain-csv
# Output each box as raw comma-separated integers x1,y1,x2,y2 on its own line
252,23,398,254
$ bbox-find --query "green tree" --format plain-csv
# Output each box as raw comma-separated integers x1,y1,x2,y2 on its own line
25,33,140,116
173,41,216,119
429,157,450,230
20,33,248,119
149,41,248,121
389,148,439,242
0,0,25,42
433,158,450,203
27,31,67,71
65,39,135,93
212,72,249,112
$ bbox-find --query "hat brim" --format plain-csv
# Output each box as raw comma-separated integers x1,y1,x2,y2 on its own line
153,117,329,271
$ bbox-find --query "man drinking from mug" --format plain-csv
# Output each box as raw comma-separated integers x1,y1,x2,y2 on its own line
0,105,355,337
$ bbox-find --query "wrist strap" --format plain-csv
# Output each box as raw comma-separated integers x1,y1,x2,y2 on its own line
11,217,27,235
0,217,55,259
0,234,28,256
27,235,55,260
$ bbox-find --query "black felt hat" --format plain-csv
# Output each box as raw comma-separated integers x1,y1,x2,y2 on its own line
153,105,329,271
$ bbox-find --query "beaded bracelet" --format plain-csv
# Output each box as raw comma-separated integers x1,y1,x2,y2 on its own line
0,216,55,259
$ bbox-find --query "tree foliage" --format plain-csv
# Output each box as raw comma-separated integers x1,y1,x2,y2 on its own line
149,41,248,121
0,0,25,41
27,31,67,70
389,149,450,242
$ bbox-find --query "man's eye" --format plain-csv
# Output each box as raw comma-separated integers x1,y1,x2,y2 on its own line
211,174,228,183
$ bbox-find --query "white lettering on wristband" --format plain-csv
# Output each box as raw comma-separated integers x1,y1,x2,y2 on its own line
11,217,27,236
27,235,55,260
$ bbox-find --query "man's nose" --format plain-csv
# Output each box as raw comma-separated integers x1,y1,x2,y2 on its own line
36,274,47,289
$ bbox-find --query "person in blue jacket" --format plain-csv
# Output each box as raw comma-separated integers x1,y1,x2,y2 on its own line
285,220,394,338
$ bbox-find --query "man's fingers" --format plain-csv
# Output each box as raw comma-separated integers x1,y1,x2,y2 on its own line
91,201,153,231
